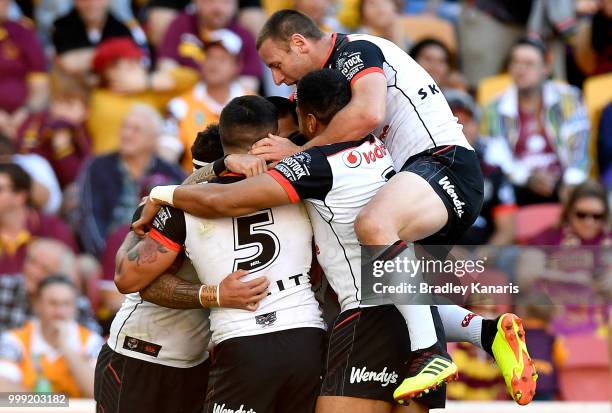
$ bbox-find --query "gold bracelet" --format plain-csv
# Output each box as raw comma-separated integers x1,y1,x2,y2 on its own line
198,285,218,308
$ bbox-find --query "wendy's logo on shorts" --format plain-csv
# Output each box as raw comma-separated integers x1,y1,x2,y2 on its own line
343,150,362,168
461,313,476,327
349,366,398,387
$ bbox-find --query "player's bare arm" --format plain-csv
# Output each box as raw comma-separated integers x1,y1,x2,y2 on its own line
249,72,387,162
140,270,270,311
133,174,291,232
114,234,179,293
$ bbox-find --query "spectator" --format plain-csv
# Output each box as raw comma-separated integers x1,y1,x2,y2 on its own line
359,0,411,51
529,180,609,246
481,38,591,206
409,38,466,91
166,29,248,170
0,275,102,396
87,37,198,154
458,0,533,89
445,89,516,246
0,238,100,333
599,102,612,189
294,0,343,32
0,0,49,140
157,0,262,92
15,73,91,189
0,134,62,214
77,104,185,257
574,0,612,77
0,164,77,275
52,0,147,80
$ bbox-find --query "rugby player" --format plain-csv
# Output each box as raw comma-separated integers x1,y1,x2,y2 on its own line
245,10,535,404
94,127,269,413
124,96,326,413
136,69,450,413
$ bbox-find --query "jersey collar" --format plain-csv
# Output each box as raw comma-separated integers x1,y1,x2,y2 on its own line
320,32,338,68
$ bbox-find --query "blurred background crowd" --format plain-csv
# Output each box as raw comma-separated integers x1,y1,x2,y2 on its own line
0,0,609,402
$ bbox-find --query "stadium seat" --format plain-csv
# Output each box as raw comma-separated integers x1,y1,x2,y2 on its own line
558,333,611,401
402,15,457,53
583,73,612,176
515,203,562,244
476,74,512,107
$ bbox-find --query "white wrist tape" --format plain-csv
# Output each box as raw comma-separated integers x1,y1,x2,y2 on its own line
198,285,205,307
149,185,178,206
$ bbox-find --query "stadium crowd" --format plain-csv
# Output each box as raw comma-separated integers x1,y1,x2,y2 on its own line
0,0,609,404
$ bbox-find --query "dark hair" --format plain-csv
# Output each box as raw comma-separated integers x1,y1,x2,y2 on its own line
409,38,453,67
0,163,31,195
256,9,324,49
297,69,351,125
511,37,548,61
36,274,77,297
191,124,224,167
561,180,609,225
219,96,278,152
266,96,298,125
0,134,14,156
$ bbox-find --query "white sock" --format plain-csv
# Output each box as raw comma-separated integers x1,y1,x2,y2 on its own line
397,305,438,351
437,305,483,348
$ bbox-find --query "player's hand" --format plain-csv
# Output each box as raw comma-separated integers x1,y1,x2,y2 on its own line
132,197,161,235
218,270,270,311
249,133,303,162
224,154,267,177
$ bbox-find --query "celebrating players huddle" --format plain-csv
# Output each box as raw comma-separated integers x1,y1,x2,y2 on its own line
94,10,538,413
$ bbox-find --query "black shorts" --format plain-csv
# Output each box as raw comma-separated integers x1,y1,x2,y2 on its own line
320,305,446,409
94,344,209,413
205,327,325,413
401,145,484,245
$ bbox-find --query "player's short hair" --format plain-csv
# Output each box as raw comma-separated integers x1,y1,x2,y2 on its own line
37,274,77,297
0,163,31,196
296,69,351,125
266,96,298,125
191,124,224,168
256,9,324,49
219,96,278,153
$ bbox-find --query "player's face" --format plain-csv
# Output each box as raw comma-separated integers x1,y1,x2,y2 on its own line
569,196,607,241
259,38,316,86
277,113,299,138
509,46,547,92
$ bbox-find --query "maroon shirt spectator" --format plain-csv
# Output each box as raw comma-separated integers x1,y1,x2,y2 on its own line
157,1,262,83
0,19,46,114
0,164,77,276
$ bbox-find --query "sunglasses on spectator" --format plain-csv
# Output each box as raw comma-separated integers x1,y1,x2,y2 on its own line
573,210,606,221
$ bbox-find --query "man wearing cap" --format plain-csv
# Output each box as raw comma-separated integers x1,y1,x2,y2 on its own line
87,37,199,154
166,29,249,171
158,0,262,92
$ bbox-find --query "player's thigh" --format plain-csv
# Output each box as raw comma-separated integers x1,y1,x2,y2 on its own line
316,396,393,413
356,171,448,243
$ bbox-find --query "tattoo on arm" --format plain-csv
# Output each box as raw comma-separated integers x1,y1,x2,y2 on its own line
127,237,169,266
140,273,202,309
116,232,142,274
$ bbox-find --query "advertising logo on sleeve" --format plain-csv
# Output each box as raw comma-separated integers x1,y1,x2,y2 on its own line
342,150,362,168
153,206,172,231
276,152,312,182
338,51,365,82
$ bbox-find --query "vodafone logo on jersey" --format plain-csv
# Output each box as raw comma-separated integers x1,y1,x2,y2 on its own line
343,150,362,168
342,143,388,168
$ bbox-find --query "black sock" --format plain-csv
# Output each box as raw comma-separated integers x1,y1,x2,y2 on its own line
481,317,499,357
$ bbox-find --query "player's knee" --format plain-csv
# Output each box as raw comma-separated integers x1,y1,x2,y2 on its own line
355,207,397,245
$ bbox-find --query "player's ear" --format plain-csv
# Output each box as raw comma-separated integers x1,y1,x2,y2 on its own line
290,34,307,53
305,113,317,136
